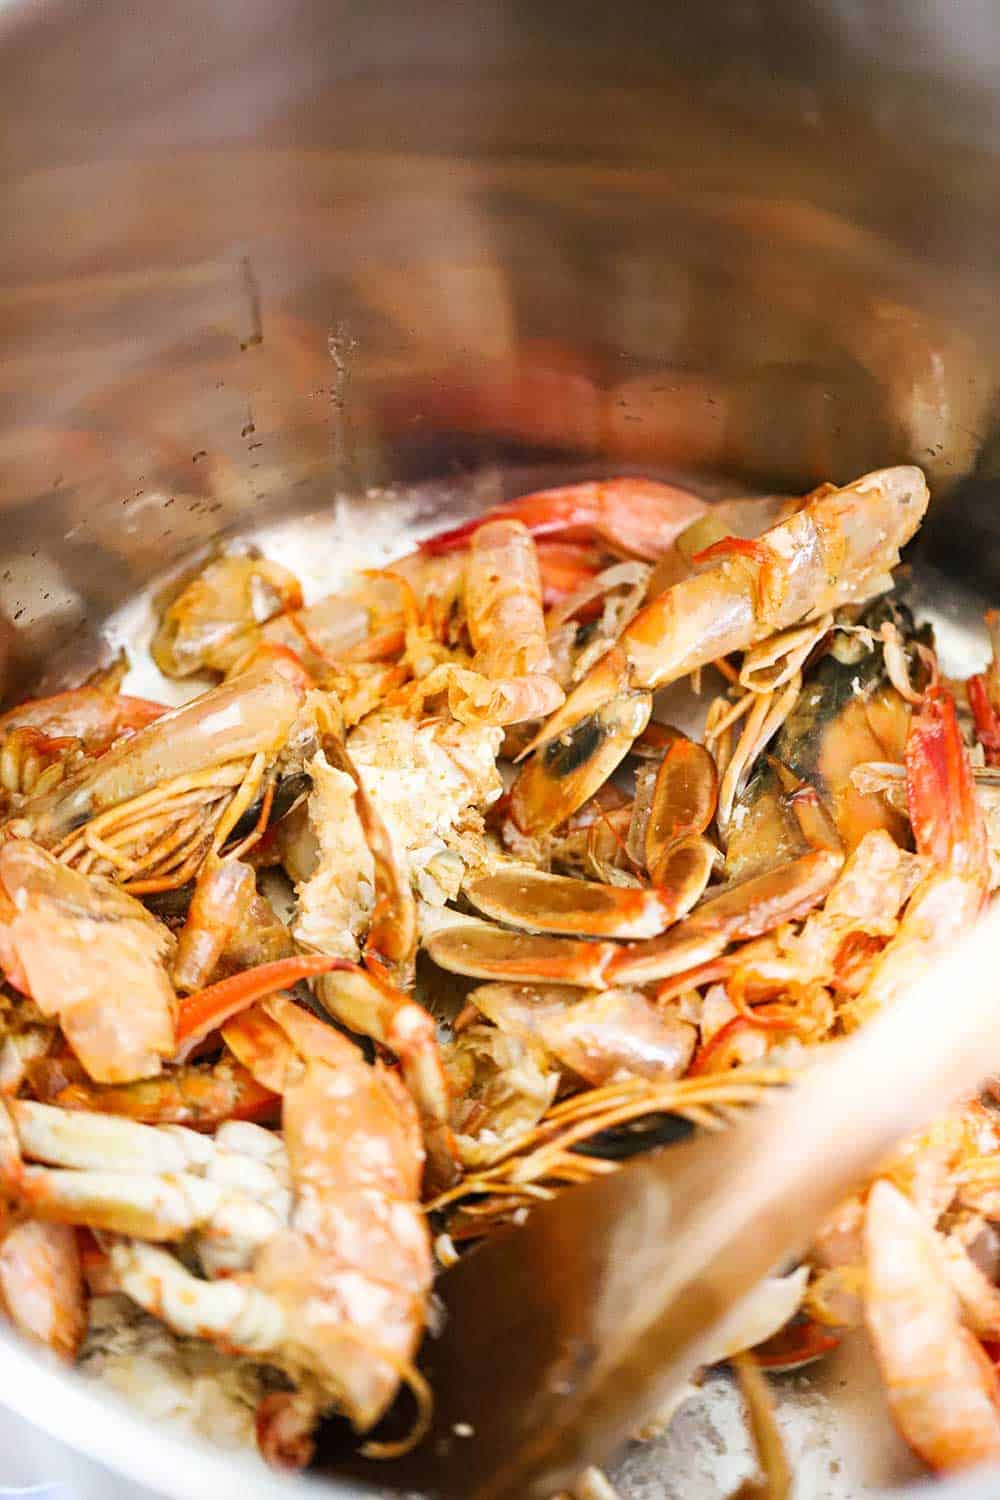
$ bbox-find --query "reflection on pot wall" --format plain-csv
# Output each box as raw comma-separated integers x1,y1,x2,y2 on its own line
2,0,1000,694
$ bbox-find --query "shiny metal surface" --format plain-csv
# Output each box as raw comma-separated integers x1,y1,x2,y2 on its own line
3,0,1000,1495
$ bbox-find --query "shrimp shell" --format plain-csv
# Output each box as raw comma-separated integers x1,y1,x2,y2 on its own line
865,1180,1000,1470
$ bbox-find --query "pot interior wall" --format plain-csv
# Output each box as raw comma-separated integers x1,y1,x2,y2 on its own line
3,0,1000,694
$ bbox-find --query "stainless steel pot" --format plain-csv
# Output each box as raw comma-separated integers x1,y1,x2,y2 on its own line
2,1,1000,1494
